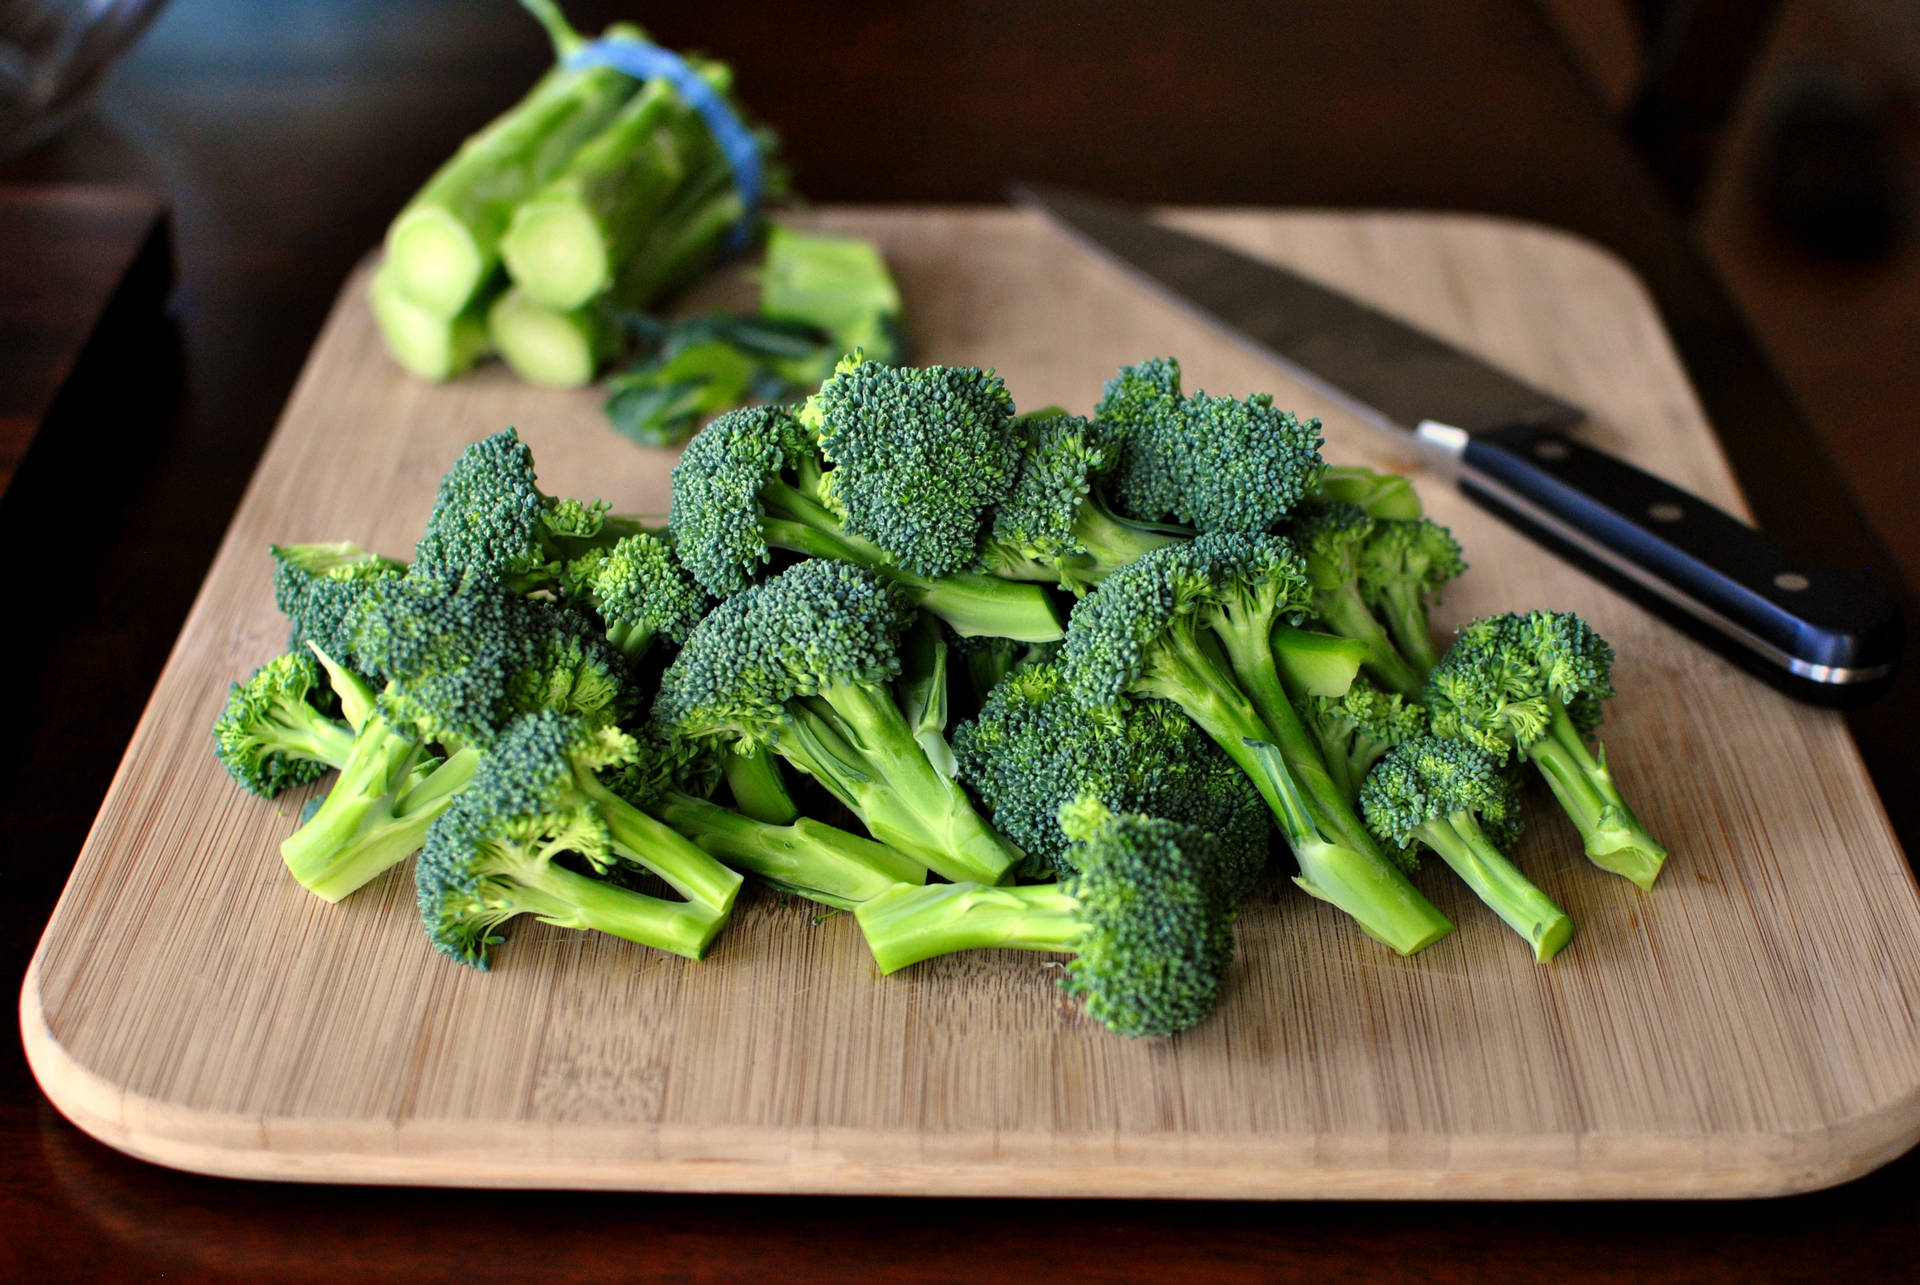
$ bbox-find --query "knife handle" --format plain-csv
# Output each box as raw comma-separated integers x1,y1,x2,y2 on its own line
1450,424,1902,696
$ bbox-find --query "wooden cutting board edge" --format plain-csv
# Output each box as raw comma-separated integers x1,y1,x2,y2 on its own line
20,206,1920,1200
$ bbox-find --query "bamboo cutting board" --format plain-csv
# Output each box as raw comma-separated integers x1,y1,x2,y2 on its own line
22,209,1920,1198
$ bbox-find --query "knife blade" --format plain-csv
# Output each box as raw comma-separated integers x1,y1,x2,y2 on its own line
1011,182,1902,699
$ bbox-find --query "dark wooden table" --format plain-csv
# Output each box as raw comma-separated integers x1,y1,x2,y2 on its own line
4,1,1915,1278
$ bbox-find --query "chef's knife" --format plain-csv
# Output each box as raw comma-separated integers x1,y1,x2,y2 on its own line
1011,182,1902,700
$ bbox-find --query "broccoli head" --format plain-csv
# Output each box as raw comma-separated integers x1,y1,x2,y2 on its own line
1296,673,1429,808
1095,356,1325,532
1360,735,1571,961
1358,516,1466,675
853,798,1238,1038
211,651,357,798
271,541,408,662
564,531,710,661
1286,502,1426,695
1425,610,1665,889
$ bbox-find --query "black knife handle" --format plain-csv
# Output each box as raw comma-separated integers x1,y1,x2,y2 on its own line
1456,424,1902,695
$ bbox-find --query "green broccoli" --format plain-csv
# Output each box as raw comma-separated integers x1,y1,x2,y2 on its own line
954,660,1268,897
1361,736,1573,961
976,409,1181,592
1286,502,1426,695
412,428,649,592
1058,532,1452,953
666,361,1066,641
853,799,1237,1038
653,558,1024,885
949,631,1059,710
416,709,742,968
271,541,408,661
211,651,358,798
1311,464,1424,519
1358,517,1466,676
562,530,709,662
1426,610,1667,889
1094,356,1325,532
1296,673,1429,808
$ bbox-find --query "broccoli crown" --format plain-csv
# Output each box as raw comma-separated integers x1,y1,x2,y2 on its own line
350,572,630,749
1298,674,1429,760
954,661,1267,889
1425,610,1614,756
1288,501,1375,589
271,541,408,661
1055,798,1237,1039
413,428,611,585
211,651,339,797
985,412,1112,570
801,355,1020,576
668,404,818,597
415,710,636,968
1359,517,1466,602
653,558,909,748
1095,356,1324,532
1059,531,1311,711
567,531,710,647
1359,734,1525,855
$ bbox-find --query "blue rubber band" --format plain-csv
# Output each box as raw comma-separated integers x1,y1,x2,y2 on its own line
565,37,763,252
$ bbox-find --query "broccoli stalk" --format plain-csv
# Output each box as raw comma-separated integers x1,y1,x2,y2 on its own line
1427,611,1667,889
652,792,925,908
668,363,1066,641
718,745,799,824
1060,532,1453,954
854,799,1238,1038
1312,464,1424,519
417,710,742,968
654,558,1024,885
370,262,497,381
1361,737,1572,961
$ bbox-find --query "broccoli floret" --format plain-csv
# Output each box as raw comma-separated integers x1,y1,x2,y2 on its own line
271,541,408,662
977,410,1181,592
563,531,710,661
415,710,742,969
653,558,1024,884
1286,502,1426,695
1296,673,1429,807
1058,532,1452,953
949,631,1059,710
211,652,358,798
853,799,1238,1038
1094,356,1325,532
1361,736,1572,961
1426,610,1666,889
1358,517,1465,676
667,371,1066,641
954,661,1268,896
412,428,647,590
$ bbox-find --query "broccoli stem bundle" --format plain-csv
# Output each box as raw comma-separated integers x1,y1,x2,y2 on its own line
370,264,498,382
654,793,925,908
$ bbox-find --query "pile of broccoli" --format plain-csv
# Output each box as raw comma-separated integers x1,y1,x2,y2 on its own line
212,352,1669,1039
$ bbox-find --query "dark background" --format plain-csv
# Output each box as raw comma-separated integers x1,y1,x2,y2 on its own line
3,0,1918,1278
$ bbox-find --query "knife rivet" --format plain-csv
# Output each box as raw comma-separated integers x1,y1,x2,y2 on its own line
1648,502,1685,523
1773,572,1811,592
1533,439,1571,461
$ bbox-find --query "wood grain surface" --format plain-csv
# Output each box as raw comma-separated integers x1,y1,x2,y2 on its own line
20,208,1920,1198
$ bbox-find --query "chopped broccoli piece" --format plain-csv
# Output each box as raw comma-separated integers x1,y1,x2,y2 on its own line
211,652,358,798
271,541,408,662
416,709,741,968
667,388,1065,641
1311,464,1423,519
1358,517,1465,676
1094,356,1325,532
1286,502,1426,695
653,558,1024,884
1426,610,1667,889
1361,736,1572,961
954,660,1268,897
563,531,710,661
977,410,1182,592
413,428,647,591
1296,673,1430,808
854,799,1238,1038
1059,532,1452,953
